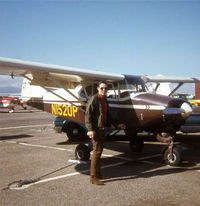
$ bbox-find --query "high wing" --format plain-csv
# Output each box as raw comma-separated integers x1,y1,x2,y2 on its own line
0,57,124,89
144,75,200,83
143,75,200,96
1,56,200,90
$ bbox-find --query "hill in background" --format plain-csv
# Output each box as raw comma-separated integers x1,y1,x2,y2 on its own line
0,87,21,95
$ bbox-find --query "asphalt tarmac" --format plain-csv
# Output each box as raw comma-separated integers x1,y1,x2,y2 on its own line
0,106,200,206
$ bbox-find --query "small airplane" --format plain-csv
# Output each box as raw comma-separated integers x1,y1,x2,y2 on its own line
0,57,199,166
0,95,26,112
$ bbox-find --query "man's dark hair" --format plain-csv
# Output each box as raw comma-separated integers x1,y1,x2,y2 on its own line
98,81,107,87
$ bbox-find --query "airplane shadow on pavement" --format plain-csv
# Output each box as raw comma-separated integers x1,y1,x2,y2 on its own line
74,152,199,184
0,134,33,140
73,135,200,183
103,163,200,184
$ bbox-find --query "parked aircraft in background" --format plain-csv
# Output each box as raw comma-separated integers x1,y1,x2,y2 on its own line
0,57,199,166
189,99,200,107
0,95,26,112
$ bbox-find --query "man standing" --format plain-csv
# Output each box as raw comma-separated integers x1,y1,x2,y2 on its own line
85,81,125,185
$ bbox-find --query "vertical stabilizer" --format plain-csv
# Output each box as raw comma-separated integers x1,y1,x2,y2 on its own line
21,78,46,102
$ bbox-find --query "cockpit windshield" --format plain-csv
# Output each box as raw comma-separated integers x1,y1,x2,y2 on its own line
124,75,147,93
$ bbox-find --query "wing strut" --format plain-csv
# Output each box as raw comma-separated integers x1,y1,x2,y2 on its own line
23,75,86,112
48,74,86,107
169,83,184,96
154,83,160,93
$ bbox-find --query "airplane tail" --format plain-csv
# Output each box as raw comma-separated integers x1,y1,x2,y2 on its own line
21,78,46,109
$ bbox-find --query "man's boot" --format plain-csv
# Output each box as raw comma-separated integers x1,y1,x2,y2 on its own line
98,175,109,180
97,172,109,180
90,176,104,185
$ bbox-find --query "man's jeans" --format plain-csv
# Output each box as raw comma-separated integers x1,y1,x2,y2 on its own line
90,129,105,178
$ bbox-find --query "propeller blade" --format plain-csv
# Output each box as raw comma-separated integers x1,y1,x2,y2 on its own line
163,108,184,115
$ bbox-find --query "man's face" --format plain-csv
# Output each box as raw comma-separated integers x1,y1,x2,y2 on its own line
97,83,108,97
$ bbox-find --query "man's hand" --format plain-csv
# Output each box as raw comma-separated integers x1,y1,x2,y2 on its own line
87,131,95,139
117,123,126,130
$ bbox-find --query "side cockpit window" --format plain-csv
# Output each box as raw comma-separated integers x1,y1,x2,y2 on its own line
107,81,130,99
80,89,87,99
80,84,98,100
118,81,129,98
107,83,119,99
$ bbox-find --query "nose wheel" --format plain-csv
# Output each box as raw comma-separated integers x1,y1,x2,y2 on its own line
163,146,182,166
156,133,182,166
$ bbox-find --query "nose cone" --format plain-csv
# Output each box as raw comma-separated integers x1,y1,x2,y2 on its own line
180,102,193,119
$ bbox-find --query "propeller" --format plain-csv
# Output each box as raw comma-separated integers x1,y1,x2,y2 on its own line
163,108,184,115
163,102,193,119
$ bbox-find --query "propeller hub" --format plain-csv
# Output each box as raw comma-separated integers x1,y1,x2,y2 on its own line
180,102,193,119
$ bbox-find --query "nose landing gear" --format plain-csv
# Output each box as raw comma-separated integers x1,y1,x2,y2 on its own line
156,133,182,166
163,146,182,166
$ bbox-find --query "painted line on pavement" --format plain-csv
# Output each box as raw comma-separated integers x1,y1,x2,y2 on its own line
19,142,72,151
4,140,132,157
102,153,132,161
3,141,73,152
0,124,52,130
3,139,163,190
28,161,127,188
102,153,161,162
3,140,162,162
15,141,161,162
10,153,163,190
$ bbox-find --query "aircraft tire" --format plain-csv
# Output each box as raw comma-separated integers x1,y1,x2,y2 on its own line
65,123,87,141
129,138,144,152
164,146,182,166
75,144,90,161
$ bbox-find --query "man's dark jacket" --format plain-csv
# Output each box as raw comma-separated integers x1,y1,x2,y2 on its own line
85,94,114,131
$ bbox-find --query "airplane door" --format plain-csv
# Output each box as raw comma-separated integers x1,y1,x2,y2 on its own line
107,82,141,129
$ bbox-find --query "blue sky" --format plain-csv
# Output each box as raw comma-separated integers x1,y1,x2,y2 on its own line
0,0,200,90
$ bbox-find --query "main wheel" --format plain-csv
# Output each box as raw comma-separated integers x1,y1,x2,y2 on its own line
65,123,87,141
164,147,182,166
75,144,90,161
